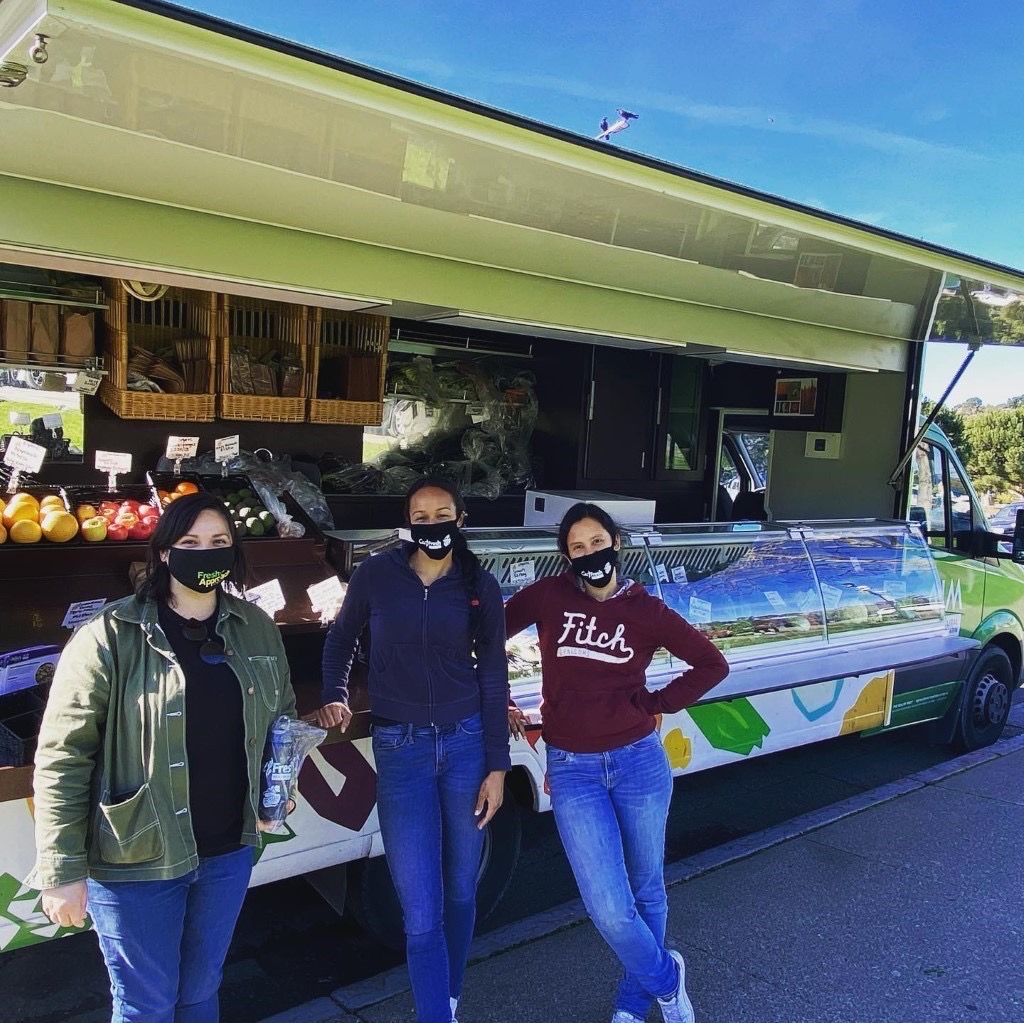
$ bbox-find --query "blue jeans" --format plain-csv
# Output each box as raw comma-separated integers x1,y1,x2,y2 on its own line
373,713,487,1023
86,846,253,1023
547,730,676,1019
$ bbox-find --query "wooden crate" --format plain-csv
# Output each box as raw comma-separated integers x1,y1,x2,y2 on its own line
217,296,310,423
307,310,389,425
100,283,217,421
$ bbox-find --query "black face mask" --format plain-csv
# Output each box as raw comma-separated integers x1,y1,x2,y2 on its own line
569,546,618,588
166,546,235,593
410,521,459,560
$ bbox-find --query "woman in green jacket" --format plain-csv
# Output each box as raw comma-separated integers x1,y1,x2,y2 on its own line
28,492,295,1023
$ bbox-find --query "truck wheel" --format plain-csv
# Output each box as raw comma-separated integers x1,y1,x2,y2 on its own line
346,792,522,950
954,646,1013,752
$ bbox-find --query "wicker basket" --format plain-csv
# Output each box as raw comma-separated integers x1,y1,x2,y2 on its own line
217,296,310,423
307,311,389,425
100,283,217,421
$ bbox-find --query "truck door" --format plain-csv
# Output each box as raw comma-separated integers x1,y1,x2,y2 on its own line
908,440,985,635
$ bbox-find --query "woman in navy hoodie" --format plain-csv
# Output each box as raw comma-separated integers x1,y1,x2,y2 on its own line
319,477,510,1023
506,502,729,1023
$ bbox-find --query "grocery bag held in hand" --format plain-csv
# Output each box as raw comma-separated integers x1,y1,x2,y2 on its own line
259,716,328,830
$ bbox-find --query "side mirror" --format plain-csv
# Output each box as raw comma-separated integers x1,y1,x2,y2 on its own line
1014,509,1024,565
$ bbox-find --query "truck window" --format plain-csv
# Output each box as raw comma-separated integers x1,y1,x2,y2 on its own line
949,460,974,542
909,443,948,548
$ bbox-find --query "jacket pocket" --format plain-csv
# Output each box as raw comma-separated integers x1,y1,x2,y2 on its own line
96,784,165,865
248,655,282,711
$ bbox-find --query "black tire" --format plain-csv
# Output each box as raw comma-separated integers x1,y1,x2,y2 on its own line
953,646,1014,752
346,792,522,950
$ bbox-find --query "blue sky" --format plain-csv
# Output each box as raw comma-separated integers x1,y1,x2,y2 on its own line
195,0,1024,404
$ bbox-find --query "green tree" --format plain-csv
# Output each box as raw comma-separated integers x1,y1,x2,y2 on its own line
964,407,1024,495
922,399,971,464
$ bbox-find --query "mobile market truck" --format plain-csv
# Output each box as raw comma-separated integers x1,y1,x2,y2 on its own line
1,0,1024,956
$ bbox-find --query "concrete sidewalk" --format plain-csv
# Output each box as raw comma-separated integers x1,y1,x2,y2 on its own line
265,728,1024,1023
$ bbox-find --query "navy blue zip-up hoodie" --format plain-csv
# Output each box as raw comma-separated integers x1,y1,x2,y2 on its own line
321,545,511,772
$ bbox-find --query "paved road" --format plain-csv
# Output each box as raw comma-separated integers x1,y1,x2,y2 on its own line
0,385,80,409
6,714,1007,1023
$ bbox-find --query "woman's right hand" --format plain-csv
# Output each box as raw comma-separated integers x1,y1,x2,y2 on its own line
41,881,89,929
316,702,353,732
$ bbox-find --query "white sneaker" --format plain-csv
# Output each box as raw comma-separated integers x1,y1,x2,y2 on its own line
611,1013,645,1023
657,949,695,1023
450,995,459,1022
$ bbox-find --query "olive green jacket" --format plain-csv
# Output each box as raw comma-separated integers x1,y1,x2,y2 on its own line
27,592,296,889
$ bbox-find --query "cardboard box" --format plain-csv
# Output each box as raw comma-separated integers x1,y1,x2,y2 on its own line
524,490,657,528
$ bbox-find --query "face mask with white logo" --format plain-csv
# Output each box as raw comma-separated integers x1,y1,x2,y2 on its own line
410,521,459,560
569,546,618,588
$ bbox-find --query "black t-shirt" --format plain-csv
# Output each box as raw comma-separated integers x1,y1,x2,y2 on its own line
159,601,247,858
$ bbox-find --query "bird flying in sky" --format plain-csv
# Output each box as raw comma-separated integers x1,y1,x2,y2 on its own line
596,108,639,142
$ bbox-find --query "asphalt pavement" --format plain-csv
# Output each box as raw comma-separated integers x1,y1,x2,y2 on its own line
265,694,1024,1023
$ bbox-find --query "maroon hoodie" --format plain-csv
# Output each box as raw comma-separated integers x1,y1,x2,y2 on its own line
505,572,730,753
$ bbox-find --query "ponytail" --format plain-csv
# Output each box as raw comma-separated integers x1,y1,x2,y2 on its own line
404,475,485,653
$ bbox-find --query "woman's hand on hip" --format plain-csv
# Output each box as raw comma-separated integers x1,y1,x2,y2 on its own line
475,770,505,830
41,881,88,929
316,702,352,732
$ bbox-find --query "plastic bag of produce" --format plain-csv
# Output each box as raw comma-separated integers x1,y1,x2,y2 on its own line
259,715,328,832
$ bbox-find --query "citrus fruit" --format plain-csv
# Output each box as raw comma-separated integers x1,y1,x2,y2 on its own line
3,502,39,529
9,519,42,544
40,510,79,543
0,523,6,544
7,492,40,510
39,494,64,509
174,481,199,496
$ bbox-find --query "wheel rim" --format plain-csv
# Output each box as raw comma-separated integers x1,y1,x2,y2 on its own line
972,672,1010,729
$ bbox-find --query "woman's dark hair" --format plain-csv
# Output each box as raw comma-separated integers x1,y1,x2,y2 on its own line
404,476,485,649
557,502,622,558
137,492,247,604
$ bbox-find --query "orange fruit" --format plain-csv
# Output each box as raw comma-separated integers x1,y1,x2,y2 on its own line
6,492,39,512
174,481,199,496
40,510,79,543
9,519,42,544
39,496,65,514
0,523,6,544
3,502,39,529
0,496,6,516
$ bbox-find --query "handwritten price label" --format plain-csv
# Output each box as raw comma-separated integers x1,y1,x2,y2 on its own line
165,436,199,461
95,450,133,475
215,435,240,462
3,436,46,474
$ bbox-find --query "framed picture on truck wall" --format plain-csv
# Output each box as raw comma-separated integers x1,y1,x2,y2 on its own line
774,377,818,417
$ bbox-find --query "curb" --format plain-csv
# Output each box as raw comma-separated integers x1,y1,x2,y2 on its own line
273,732,1024,1019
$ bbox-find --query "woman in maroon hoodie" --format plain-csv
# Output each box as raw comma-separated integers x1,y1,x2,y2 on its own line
505,502,728,1023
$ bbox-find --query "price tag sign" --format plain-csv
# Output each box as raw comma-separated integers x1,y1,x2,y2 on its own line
42,413,63,430
215,435,240,463
307,575,346,615
245,579,286,617
62,598,108,630
671,565,689,585
72,370,103,396
165,436,200,461
509,561,536,588
655,562,669,583
3,436,46,474
688,596,713,624
95,451,133,475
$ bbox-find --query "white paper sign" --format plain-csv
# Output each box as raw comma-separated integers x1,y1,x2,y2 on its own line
764,590,788,612
688,596,713,624
945,613,963,636
671,564,689,585
215,435,240,462
95,450,133,475
648,533,664,546
72,370,103,395
307,575,346,612
62,598,107,630
821,583,843,611
655,562,669,583
42,413,63,430
245,579,286,616
3,436,46,473
165,436,200,461
509,561,536,587
628,533,646,546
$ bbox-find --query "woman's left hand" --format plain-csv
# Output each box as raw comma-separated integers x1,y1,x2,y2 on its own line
474,771,505,830
257,799,295,832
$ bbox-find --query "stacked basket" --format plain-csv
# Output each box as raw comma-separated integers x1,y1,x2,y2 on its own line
217,296,311,422
99,284,218,421
307,310,389,425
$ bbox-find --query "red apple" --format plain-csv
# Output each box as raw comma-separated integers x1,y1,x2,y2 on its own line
119,501,140,515
106,523,129,542
115,512,139,528
128,520,154,541
80,516,108,543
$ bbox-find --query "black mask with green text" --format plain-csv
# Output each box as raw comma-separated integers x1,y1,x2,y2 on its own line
167,546,235,593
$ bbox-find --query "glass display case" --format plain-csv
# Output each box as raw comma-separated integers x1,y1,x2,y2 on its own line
327,518,960,709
